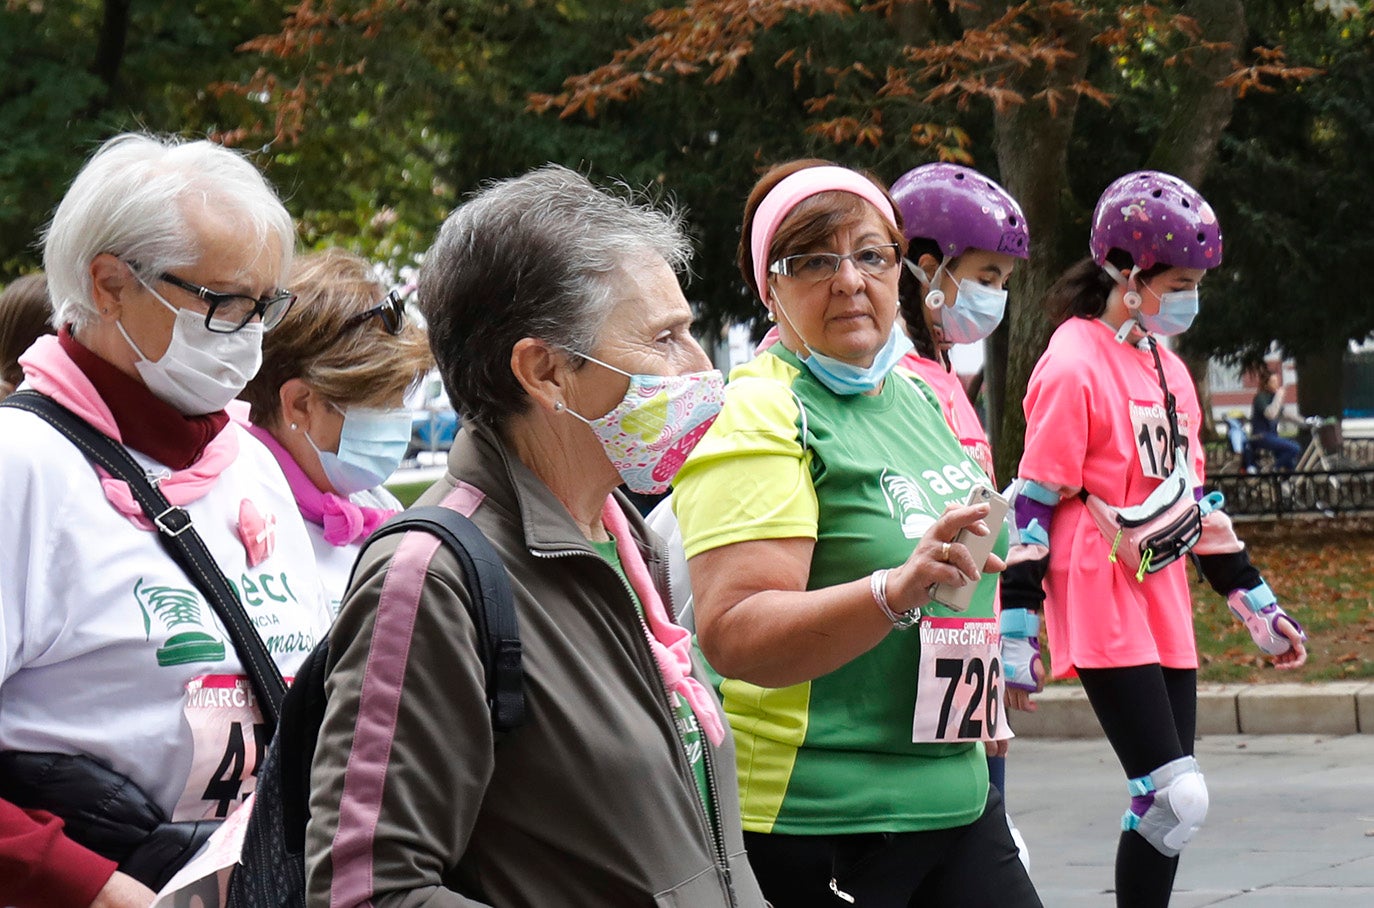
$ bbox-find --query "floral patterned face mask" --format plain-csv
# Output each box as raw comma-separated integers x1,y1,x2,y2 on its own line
562,351,725,494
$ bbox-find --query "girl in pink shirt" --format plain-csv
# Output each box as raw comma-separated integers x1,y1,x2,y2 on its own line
1003,172,1307,908
889,164,1037,815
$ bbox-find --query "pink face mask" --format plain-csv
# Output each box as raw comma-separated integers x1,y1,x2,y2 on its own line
563,352,725,494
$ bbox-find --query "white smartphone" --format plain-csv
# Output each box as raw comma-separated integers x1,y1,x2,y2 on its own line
927,484,1010,612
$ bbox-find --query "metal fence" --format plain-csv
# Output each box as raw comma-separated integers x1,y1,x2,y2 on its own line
1210,468,1374,518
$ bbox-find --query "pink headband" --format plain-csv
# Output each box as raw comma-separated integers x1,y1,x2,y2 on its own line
749,165,898,302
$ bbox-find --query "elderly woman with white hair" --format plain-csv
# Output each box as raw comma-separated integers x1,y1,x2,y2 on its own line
305,165,766,908
0,134,332,908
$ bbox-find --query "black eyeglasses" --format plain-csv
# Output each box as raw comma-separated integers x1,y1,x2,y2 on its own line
336,288,407,339
158,272,297,334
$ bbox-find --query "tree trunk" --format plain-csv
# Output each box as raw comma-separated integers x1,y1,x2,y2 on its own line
92,0,133,103
891,0,936,45
983,319,1008,453
984,10,1094,485
1146,0,1246,442
1295,340,1346,419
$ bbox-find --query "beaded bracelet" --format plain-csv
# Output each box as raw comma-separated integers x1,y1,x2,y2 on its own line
871,568,920,630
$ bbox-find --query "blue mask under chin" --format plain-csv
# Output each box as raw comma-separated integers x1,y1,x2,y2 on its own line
800,323,914,395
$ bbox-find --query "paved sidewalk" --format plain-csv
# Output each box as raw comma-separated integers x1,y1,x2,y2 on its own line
1014,682,1374,737
1009,735,1374,906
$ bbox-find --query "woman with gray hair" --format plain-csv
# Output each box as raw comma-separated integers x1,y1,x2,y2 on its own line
306,165,766,907
0,134,332,907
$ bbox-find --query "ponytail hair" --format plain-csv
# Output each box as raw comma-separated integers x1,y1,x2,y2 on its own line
1044,249,1170,326
897,237,944,363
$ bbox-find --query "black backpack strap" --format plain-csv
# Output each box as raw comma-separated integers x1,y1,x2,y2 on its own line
361,505,524,731
0,391,287,730
277,638,332,853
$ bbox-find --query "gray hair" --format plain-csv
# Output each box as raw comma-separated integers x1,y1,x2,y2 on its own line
417,164,692,428
42,133,295,331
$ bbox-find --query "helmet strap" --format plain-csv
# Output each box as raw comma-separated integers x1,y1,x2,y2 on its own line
1101,261,1150,345
1102,261,1144,310
919,256,949,309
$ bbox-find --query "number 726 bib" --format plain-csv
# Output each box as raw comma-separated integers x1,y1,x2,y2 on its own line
911,616,1013,744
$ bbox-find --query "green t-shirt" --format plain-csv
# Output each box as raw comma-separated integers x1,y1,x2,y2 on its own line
590,537,715,828
673,345,1008,835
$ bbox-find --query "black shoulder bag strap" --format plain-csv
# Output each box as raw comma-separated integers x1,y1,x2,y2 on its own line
1,390,286,730
358,506,524,731
1146,337,1185,461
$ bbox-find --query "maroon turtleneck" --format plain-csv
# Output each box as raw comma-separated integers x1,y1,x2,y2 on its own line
59,326,229,469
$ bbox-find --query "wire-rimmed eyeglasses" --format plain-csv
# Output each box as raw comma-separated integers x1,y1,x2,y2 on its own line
768,243,900,284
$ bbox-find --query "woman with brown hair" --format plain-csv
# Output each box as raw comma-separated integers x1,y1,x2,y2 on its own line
240,248,432,612
673,159,1040,907
0,273,55,401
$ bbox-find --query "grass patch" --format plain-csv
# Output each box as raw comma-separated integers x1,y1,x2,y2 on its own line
386,479,435,508
1190,516,1374,683
1041,516,1374,685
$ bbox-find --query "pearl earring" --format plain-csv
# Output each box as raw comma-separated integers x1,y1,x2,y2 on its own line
553,401,564,412
290,423,298,431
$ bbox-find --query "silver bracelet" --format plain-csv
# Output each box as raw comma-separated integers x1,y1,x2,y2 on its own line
871,569,920,630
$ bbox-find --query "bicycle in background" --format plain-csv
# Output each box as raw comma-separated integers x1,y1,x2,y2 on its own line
1294,416,1349,471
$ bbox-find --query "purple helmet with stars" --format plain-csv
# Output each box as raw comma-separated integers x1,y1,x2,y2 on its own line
1090,170,1222,271
890,163,1029,260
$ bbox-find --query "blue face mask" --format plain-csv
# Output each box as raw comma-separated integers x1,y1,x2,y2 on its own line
305,406,414,495
1137,286,1199,337
940,279,1008,345
800,324,914,395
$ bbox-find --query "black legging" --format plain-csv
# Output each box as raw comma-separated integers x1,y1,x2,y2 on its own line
1076,664,1198,908
743,788,1042,908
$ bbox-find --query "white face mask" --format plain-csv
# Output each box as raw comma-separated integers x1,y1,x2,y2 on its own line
117,281,264,415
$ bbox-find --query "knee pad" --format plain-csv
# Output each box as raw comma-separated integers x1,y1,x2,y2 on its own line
1121,756,1209,857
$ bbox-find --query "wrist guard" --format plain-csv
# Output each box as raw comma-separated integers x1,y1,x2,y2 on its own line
1226,581,1305,656
1001,608,1042,692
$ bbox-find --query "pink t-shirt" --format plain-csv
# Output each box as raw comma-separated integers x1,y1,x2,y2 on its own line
1018,318,1206,676
899,352,996,483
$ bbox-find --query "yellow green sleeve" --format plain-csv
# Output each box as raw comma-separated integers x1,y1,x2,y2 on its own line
673,372,818,560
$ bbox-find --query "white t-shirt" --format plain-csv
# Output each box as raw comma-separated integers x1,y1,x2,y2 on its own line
645,495,693,630
306,485,402,616
0,411,333,821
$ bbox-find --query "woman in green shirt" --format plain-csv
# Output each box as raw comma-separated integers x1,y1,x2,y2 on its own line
673,160,1041,907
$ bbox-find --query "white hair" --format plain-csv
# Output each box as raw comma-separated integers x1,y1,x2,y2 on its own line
42,133,295,331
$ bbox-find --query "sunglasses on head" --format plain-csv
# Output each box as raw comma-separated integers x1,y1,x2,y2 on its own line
336,287,407,339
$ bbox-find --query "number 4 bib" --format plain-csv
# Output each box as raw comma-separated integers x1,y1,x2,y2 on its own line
174,674,269,821
912,616,1012,744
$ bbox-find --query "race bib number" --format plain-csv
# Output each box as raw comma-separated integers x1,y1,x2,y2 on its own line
1129,398,1189,480
174,675,268,822
912,617,1012,743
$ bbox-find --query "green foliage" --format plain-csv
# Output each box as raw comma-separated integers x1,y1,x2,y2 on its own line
1183,4,1374,371
0,0,291,279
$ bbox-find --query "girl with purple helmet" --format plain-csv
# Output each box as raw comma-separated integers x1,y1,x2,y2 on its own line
889,162,1026,498
890,161,1035,861
1002,171,1307,907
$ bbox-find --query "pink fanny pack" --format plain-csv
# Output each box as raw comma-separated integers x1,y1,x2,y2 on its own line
1083,451,1203,581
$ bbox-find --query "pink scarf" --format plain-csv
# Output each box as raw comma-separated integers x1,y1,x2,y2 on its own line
245,423,395,547
601,497,726,747
18,336,238,529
